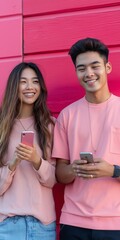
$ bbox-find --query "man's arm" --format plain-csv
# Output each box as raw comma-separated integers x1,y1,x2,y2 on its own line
56,158,76,184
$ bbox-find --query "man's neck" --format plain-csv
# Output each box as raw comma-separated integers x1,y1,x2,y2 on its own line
85,91,111,104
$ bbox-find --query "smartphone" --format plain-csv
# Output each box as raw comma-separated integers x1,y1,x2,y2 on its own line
21,131,34,147
80,152,93,163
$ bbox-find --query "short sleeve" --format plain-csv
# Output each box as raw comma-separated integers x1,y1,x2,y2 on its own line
52,112,69,160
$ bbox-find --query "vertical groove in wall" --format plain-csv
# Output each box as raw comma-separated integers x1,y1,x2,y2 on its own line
22,0,24,61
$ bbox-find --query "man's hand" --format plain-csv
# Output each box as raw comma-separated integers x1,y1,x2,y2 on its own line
72,158,114,179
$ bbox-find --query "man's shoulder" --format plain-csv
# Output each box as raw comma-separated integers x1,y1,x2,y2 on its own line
61,96,85,113
111,94,120,104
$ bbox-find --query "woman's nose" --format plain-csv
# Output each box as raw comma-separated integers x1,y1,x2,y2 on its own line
26,80,33,89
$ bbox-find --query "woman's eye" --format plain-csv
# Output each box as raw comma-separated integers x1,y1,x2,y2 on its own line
20,80,26,84
33,80,39,83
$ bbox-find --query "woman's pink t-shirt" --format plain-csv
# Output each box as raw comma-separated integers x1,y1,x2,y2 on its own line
0,117,56,224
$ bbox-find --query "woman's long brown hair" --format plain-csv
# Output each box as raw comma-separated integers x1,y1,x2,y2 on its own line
0,62,54,167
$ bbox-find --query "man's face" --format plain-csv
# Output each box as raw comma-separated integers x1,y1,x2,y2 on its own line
75,51,112,93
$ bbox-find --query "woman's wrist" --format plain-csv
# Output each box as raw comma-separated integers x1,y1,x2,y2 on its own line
9,158,21,171
33,157,42,170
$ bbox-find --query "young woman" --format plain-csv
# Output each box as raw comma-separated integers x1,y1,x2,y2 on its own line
0,62,56,240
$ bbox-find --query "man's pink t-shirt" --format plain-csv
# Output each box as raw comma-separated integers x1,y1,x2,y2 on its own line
52,94,120,230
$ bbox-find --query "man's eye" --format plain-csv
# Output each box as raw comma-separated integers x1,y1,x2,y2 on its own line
92,65,100,69
78,68,85,72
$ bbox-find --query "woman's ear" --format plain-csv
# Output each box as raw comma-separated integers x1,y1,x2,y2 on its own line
106,62,112,74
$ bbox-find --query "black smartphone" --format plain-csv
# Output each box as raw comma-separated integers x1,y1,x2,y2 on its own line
21,131,34,147
80,152,93,163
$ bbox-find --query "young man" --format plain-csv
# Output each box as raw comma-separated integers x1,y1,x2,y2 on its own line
52,38,120,240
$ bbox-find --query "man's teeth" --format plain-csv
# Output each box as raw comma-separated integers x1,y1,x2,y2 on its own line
86,80,96,83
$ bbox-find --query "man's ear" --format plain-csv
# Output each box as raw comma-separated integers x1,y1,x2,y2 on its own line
106,62,112,74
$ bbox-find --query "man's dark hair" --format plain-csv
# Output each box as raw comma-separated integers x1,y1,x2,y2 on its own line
69,37,109,65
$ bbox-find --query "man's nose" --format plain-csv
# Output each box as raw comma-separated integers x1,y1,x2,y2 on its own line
85,67,94,77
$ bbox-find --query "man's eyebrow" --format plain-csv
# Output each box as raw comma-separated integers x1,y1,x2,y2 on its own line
76,61,101,68
76,64,85,69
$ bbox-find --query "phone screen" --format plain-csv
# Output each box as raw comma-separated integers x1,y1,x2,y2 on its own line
80,152,93,163
21,131,34,147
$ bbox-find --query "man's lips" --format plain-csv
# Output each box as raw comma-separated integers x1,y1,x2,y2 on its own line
84,79,97,86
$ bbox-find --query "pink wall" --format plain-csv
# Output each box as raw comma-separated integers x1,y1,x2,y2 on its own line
1,1,120,239
23,0,120,115
1,0,120,111
0,0,22,102
23,1,120,237
23,0,120,236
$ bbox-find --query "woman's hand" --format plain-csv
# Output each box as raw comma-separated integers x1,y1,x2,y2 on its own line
16,143,41,170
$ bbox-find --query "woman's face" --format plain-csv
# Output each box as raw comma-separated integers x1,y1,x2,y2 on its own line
18,67,41,107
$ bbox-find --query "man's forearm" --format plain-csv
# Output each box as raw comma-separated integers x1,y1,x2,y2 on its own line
56,163,76,184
